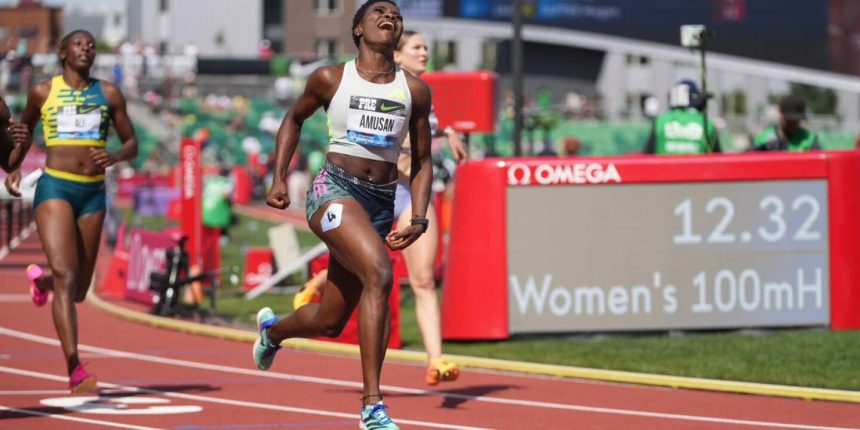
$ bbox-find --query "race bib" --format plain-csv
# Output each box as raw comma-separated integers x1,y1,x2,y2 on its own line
346,96,407,148
57,105,102,140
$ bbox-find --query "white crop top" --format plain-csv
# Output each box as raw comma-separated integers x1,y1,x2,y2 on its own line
326,60,413,164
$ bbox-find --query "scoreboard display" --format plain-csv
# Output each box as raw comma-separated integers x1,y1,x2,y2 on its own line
442,152,860,339
507,180,828,332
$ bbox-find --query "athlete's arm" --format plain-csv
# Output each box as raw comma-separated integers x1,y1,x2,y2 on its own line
0,96,12,172
97,82,138,168
440,125,467,163
407,76,433,219
267,65,339,209
5,83,48,172
386,75,433,250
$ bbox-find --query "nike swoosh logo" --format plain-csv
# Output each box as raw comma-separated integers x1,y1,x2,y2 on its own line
380,103,400,112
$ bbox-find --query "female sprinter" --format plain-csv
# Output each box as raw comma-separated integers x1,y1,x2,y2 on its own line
6,29,138,393
252,2,431,429
292,29,467,386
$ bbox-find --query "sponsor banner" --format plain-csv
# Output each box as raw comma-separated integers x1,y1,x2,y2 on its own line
242,247,274,291
506,161,621,186
125,228,175,304
180,138,202,266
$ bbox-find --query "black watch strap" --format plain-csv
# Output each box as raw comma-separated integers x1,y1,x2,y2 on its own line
410,217,429,233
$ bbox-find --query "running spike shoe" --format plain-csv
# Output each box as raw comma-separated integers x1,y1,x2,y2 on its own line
27,264,48,307
360,401,400,430
69,363,97,394
252,307,281,370
425,357,460,386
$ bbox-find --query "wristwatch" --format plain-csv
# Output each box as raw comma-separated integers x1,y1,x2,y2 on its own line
410,217,429,233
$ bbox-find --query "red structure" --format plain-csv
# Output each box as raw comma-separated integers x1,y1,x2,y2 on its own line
443,151,860,339
422,71,496,133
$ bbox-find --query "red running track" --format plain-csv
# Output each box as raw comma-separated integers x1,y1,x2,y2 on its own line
1,233,860,430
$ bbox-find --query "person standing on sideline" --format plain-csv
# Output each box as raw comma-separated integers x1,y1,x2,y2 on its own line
202,165,235,243
252,2,432,429
644,80,721,155
4,30,138,393
0,95,32,172
750,95,821,152
293,29,466,386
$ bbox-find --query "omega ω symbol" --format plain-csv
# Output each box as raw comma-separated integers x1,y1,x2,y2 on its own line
741,232,752,242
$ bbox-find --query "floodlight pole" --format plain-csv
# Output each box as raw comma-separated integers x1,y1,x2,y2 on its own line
697,32,713,153
512,0,524,157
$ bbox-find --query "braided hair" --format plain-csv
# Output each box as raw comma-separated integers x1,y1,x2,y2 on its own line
352,0,398,48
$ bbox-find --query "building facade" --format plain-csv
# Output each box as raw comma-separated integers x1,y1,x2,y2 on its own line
0,6,62,55
127,0,263,58
282,0,357,60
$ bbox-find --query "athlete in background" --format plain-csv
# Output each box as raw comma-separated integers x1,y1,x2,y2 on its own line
5,30,138,393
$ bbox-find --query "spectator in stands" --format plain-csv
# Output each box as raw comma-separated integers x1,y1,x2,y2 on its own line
644,80,721,155
749,95,821,152
561,137,581,157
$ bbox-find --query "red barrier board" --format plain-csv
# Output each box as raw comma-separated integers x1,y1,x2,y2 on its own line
442,151,860,339
125,228,176,304
242,247,274,291
421,71,496,133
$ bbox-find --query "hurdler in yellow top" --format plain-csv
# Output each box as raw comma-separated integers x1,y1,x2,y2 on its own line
41,75,111,147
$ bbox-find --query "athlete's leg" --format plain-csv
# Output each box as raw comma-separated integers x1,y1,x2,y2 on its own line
315,199,393,405
268,258,360,340
73,210,105,303
35,200,82,374
396,202,441,362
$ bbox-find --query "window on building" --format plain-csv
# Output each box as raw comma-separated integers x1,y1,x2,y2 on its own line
314,0,342,16
315,38,339,58
16,26,39,39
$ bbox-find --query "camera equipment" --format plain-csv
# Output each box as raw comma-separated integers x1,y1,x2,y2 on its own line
680,25,716,49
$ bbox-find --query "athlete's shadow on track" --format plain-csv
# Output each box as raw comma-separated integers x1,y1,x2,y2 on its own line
391,384,521,409
99,384,220,396
0,406,72,421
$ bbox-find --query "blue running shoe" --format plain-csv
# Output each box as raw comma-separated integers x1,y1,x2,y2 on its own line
253,307,281,370
360,401,399,430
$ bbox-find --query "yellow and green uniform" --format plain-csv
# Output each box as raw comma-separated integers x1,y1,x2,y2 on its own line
33,75,111,217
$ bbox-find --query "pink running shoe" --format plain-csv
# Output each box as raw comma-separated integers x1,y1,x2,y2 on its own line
69,363,97,394
26,264,48,307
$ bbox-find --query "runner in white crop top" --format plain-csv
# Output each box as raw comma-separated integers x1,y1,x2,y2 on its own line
257,2,433,428
327,60,412,164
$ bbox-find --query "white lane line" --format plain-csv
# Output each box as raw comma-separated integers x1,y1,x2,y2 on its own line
2,327,858,430
0,294,31,303
0,390,70,395
0,404,165,430
0,365,490,430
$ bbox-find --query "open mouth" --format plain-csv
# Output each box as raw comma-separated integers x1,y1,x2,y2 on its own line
378,21,395,31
